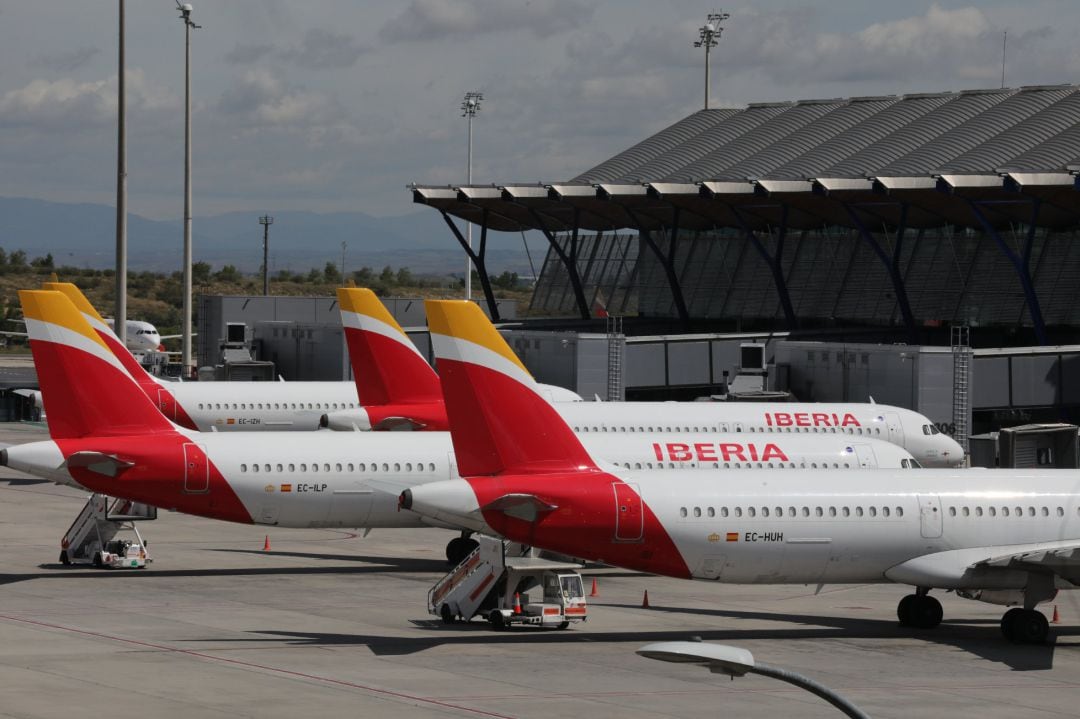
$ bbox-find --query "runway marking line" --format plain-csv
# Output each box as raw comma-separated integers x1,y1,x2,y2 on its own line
0,613,515,719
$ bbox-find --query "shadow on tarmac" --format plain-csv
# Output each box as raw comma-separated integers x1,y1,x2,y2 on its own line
236,601,1078,671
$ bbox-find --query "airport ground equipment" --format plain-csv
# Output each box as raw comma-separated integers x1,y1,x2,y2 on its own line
428,536,587,629
60,493,155,569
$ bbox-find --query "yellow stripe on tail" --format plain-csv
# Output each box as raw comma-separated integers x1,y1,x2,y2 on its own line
425,300,531,378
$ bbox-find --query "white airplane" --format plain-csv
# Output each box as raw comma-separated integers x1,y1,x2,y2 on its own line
324,290,963,467
6,315,178,353
4,289,918,565
41,283,579,432
400,299,1080,644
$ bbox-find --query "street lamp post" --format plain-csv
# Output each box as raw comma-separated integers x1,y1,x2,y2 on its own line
259,216,274,295
115,0,127,347
177,2,200,376
694,11,729,110
461,91,483,300
637,641,872,719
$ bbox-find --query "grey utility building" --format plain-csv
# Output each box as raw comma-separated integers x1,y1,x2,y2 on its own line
412,84,1080,344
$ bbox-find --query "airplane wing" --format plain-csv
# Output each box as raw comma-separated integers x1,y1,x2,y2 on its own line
978,546,1080,584
0,330,27,337
159,333,196,340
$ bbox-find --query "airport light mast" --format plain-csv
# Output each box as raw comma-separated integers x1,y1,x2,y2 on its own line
694,11,729,110
259,215,273,295
115,0,127,347
461,91,483,301
177,1,201,376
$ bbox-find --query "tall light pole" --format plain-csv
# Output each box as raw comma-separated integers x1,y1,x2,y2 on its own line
115,0,127,347
259,215,273,295
461,91,483,300
694,11,729,110
177,2,200,376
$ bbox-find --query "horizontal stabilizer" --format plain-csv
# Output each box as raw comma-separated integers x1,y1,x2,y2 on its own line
481,493,558,523
64,451,135,478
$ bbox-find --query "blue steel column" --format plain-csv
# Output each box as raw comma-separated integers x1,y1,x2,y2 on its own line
439,210,501,320
967,198,1049,345
843,203,917,343
730,205,798,331
526,207,591,320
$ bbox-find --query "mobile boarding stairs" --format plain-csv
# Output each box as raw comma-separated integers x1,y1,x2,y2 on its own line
60,493,156,568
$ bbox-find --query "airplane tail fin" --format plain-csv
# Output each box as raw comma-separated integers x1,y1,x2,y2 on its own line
20,290,176,439
337,288,441,405
425,299,597,477
41,281,157,386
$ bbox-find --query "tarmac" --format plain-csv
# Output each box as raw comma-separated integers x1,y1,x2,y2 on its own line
2,422,1080,718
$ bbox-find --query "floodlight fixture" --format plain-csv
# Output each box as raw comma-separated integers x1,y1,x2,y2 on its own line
461,91,484,300
693,11,729,109
461,91,483,118
177,0,201,375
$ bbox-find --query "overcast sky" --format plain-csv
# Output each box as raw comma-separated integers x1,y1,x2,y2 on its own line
1,1,1077,220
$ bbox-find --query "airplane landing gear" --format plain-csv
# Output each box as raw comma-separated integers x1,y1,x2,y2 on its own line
445,534,479,565
1001,608,1049,644
897,590,943,629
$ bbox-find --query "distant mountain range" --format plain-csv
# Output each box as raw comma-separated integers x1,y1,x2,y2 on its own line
1,196,541,276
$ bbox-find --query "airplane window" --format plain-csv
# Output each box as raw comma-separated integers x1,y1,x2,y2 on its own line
975,506,983,516
1015,506,1023,517
670,463,676,469
882,507,890,517
815,507,823,517
801,507,810,517
300,463,307,471
875,428,881,434
264,464,271,473
748,507,756,517
734,507,743,517
707,507,715,518
869,507,877,517
358,463,366,471
811,463,817,469
842,507,850,517
1058,507,1065,517
347,463,354,472
215,403,220,410
335,463,342,472
1041,507,1049,517
828,507,836,517
276,464,283,472
720,507,729,517
749,427,755,433
323,464,330,472
646,463,654,469
198,403,204,410
289,464,295,472
312,464,319,473
843,463,850,468
775,506,782,517
757,463,763,468
1028,507,1035,516
724,463,731,469
240,464,247,472
855,507,864,517
948,507,956,516
382,463,389,472
634,463,641,469
962,507,970,517
252,464,259,473
405,463,412,472
679,507,687,518
788,507,796,517
762,507,770,517
901,459,909,469
693,507,701,518
988,507,996,517
832,463,839,468
789,463,796,469
922,425,930,435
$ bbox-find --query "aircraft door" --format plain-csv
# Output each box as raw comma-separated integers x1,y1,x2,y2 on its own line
183,443,209,493
157,389,176,421
613,482,643,542
917,495,942,538
852,444,876,468
884,412,904,446
698,554,725,580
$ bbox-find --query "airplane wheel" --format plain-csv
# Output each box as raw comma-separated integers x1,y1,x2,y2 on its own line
440,603,456,625
911,595,943,629
897,594,917,626
59,550,70,566
557,621,570,630
1003,608,1048,644
488,611,506,630
93,553,104,569
445,537,480,565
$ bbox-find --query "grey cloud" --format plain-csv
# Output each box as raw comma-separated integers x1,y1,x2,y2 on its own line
380,0,594,42
280,29,368,69
216,69,345,128
36,46,100,73
225,44,275,65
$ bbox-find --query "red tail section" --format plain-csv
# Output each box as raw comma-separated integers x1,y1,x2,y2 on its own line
338,288,441,406
21,290,177,439
425,300,597,477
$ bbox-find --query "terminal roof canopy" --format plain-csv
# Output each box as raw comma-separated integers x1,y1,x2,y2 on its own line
413,84,1080,233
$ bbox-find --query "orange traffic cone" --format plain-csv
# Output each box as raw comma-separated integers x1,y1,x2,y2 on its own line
513,592,522,614
1052,605,1060,624
641,590,650,608
589,578,599,597
263,535,271,551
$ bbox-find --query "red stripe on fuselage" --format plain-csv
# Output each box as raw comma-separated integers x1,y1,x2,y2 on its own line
56,435,253,524
468,472,691,580
345,327,441,406
96,330,198,430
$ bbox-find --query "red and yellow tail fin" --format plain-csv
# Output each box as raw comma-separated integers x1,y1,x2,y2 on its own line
20,290,176,439
41,281,155,384
425,299,596,477
337,288,441,405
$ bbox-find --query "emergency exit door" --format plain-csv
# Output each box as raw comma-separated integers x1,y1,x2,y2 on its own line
613,482,643,542
183,443,209,493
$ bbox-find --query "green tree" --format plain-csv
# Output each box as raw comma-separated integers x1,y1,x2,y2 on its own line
379,265,394,282
192,261,211,283
354,266,374,284
8,250,27,270
214,264,242,282
395,266,414,286
306,268,322,283
323,262,340,283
